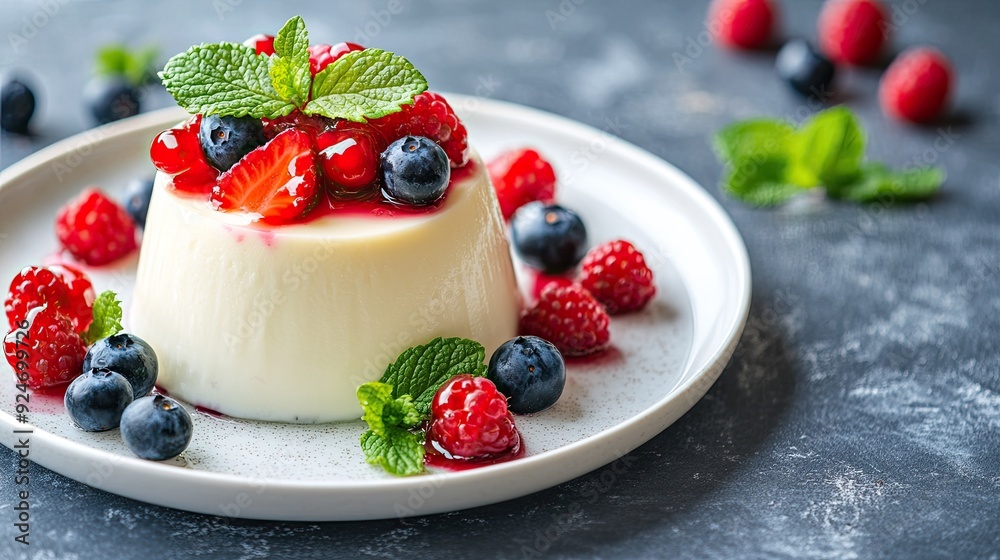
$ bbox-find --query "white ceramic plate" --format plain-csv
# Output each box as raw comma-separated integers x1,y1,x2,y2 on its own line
0,97,750,521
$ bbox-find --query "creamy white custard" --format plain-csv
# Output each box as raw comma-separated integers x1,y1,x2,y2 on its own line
131,154,520,423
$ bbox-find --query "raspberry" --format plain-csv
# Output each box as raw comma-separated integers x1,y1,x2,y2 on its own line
4,304,87,391
369,92,469,168
578,240,657,314
530,272,575,303
520,283,610,357
708,0,777,50
427,374,520,460
308,42,364,75
879,47,953,124
55,188,138,266
5,265,94,333
818,0,888,65
487,148,557,221
244,34,275,56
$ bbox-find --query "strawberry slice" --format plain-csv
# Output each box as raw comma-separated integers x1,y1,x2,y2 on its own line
210,129,320,224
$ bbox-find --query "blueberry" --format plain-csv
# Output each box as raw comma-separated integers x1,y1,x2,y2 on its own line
776,39,836,97
510,202,588,274
84,76,141,125
64,369,134,432
380,136,451,205
1,77,36,134
120,395,193,461
83,333,158,398
487,336,566,414
123,177,155,228
198,114,265,172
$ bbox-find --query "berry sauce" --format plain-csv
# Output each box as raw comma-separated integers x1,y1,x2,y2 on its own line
165,160,478,226
194,405,231,420
423,430,525,471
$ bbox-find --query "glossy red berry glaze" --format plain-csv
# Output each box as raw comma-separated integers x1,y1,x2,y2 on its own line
55,188,138,266
315,121,385,194
150,115,219,194
245,34,276,56
5,265,94,333
4,304,87,391
879,47,953,123
427,374,521,461
708,0,777,50
308,42,365,75
818,0,888,65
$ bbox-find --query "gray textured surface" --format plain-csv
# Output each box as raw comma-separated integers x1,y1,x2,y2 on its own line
2,0,999,558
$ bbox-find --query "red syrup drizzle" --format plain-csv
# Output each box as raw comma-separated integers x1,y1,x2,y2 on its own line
423,429,526,472
193,405,230,420
165,160,478,227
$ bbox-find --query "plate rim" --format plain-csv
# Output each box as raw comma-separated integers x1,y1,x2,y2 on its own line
0,96,751,519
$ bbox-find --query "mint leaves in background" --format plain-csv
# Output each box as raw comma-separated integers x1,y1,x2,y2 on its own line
357,337,488,476
713,106,944,206
96,44,160,87
159,16,427,122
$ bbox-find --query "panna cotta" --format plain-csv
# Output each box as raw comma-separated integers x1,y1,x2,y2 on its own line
132,156,519,423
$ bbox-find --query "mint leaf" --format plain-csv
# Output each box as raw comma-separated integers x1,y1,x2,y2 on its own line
789,106,865,188
305,49,428,122
96,44,160,86
357,382,420,437
84,291,123,344
269,16,311,108
361,428,425,476
160,42,296,118
831,164,943,202
379,337,487,416
714,119,794,163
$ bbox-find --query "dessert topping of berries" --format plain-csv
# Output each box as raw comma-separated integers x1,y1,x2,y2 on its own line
5,265,94,333
150,115,219,194
708,0,777,50
487,148,557,221
316,120,385,195
308,42,365,75
520,283,611,357
487,336,566,415
427,374,520,460
380,136,451,206
121,395,194,461
369,91,469,168
199,114,266,172
879,47,953,124
211,128,320,224
818,0,888,65
4,304,87,391
245,34,276,56
511,202,589,274
55,187,138,266
578,240,657,314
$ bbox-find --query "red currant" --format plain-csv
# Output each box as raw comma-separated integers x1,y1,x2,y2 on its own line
316,121,386,194
149,115,219,193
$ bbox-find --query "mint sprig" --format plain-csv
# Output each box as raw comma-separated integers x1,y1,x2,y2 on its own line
713,106,944,206
83,290,123,345
159,16,428,122
357,337,488,476
96,44,160,87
